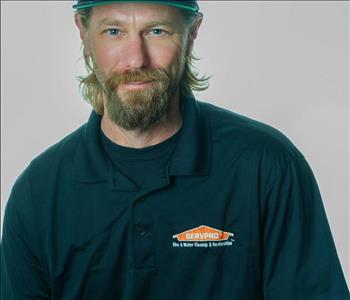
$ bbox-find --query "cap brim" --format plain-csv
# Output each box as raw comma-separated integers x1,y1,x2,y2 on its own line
73,0,199,13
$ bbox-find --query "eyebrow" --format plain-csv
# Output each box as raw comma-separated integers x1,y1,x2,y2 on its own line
97,19,175,28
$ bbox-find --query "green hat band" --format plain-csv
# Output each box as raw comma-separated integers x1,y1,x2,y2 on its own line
73,0,200,13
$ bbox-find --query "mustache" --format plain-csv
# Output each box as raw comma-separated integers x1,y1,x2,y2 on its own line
105,68,170,88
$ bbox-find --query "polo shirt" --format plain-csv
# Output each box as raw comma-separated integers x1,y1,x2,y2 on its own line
1,93,349,300
100,121,181,190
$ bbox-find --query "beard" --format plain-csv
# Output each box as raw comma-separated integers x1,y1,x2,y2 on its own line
94,53,185,131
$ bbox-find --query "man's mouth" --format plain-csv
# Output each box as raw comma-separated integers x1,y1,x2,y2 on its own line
123,81,154,89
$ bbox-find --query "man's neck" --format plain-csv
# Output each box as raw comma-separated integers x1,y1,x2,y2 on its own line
100,93,182,149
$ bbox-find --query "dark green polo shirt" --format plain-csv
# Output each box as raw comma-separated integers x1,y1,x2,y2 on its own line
100,123,181,190
1,93,349,300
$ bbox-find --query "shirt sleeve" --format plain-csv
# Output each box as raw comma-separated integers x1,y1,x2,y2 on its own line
1,171,50,300
261,154,349,299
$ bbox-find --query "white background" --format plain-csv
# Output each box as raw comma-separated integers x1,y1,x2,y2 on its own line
1,1,349,287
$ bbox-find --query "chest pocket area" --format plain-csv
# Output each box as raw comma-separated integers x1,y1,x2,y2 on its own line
156,215,245,273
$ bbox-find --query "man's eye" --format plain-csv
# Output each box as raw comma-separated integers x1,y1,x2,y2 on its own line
151,29,165,35
105,28,120,36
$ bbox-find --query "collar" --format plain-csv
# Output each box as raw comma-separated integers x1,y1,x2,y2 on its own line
72,93,211,183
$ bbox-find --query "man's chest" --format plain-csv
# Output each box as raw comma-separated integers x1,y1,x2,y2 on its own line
35,164,263,299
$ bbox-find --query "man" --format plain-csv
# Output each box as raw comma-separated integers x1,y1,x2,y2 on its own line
1,0,349,299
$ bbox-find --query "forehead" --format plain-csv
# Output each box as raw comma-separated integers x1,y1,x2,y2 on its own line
89,2,183,25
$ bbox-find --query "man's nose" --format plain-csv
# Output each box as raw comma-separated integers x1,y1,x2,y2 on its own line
122,35,150,70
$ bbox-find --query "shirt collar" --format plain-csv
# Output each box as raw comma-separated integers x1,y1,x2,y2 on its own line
73,93,211,183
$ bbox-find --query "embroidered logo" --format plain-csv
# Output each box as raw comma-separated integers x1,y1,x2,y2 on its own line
172,225,235,248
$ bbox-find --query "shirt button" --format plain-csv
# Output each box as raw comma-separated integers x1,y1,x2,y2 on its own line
135,225,147,236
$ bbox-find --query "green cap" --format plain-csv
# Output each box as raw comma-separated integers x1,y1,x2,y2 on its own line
73,0,200,14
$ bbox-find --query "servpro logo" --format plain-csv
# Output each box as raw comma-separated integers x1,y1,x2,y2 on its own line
172,225,235,248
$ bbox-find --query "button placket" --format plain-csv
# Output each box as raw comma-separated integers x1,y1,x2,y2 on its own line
132,197,156,268
134,224,147,236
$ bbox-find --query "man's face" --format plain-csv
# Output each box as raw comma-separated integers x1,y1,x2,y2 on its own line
79,3,190,130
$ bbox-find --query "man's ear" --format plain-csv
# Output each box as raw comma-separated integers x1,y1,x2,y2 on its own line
74,13,90,56
186,16,203,57
74,13,86,40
